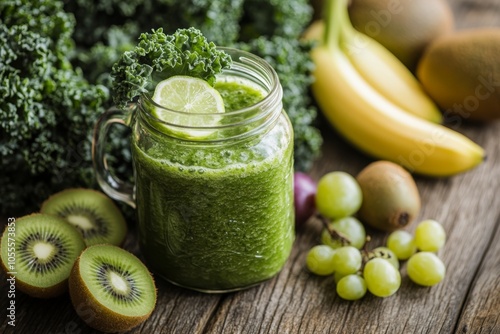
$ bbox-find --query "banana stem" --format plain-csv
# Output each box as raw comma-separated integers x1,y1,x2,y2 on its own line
323,0,349,49
339,5,357,46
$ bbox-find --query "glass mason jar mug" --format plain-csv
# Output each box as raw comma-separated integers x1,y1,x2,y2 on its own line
93,48,294,293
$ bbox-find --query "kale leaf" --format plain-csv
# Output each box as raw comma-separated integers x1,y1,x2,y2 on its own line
0,0,322,216
239,0,313,41
0,0,109,216
111,27,232,107
67,0,322,172
64,0,244,47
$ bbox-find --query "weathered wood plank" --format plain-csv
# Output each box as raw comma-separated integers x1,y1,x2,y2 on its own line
0,225,224,334
452,129,500,333
444,1,500,331
199,118,500,334
455,214,500,334
1,1,500,333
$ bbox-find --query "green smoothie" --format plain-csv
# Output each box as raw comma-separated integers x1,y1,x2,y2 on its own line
132,80,294,292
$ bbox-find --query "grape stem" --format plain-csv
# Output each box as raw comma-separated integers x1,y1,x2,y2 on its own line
315,214,383,270
317,213,352,246
362,235,372,255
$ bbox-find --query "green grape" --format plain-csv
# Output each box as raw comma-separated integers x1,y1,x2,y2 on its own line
370,247,400,270
332,246,362,276
334,271,348,284
363,258,401,297
336,274,367,301
306,245,336,276
334,269,363,284
387,230,417,260
415,219,446,252
407,252,446,286
316,172,362,219
321,217,366,249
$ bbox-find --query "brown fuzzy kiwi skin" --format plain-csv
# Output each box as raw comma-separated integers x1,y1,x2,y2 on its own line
417,29,500,121
356,161,421,232
0,213,85,299
348,0,454,71
68,248,156,333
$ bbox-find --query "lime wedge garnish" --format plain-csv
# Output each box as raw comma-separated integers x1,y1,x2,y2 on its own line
151,76,225,138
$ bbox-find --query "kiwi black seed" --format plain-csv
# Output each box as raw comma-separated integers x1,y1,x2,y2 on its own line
69,244,156,333
0,214,86,298
41,188,127,246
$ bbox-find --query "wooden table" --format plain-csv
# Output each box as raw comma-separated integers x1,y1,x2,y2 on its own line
2,0,499,333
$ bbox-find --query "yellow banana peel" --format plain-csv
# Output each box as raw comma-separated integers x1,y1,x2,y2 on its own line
309,0,485,177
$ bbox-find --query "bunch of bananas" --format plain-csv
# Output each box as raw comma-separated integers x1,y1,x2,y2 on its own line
304,0,485,177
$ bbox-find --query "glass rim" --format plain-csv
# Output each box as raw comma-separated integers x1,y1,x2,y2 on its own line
139,47,282,127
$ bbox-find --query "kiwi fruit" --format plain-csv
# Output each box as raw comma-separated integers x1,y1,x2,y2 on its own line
417,29,500,121
356,161,420,232
348,0,454,70
0,213,86,298
41,188,127,246
69,244,156,333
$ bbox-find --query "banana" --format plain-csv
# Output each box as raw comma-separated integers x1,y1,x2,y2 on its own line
311,47,484,177
303,19,443,123
310,0,485,177
342,24,443,123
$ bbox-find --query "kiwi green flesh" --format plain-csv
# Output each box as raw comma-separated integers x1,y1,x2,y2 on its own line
76,244,156,318
41,188,127,246
0,214,85,293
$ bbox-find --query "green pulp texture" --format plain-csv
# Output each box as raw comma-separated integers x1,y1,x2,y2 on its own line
133,82,294,291
215,81,263,111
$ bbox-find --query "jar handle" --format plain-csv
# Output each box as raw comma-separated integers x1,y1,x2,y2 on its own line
92,104,136,208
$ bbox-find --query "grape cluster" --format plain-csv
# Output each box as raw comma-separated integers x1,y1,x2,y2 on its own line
295,171,447,301
388,220,447,287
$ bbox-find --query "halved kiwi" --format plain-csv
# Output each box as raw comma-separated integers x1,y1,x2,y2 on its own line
41,188,127,246
0,214,86,298
69,244,156,333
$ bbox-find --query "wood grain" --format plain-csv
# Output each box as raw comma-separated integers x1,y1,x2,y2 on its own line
456,215,500,334
1,0,500,333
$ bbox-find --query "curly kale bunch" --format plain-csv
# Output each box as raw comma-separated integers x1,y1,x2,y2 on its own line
0,0,322,216
239,0,313,40
0,0,109,215
65,0,245,47
66,0,244,86
65,0,322,171
111,27,232,108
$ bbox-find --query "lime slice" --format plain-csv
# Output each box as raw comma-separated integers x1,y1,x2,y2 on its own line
151,75,225,138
